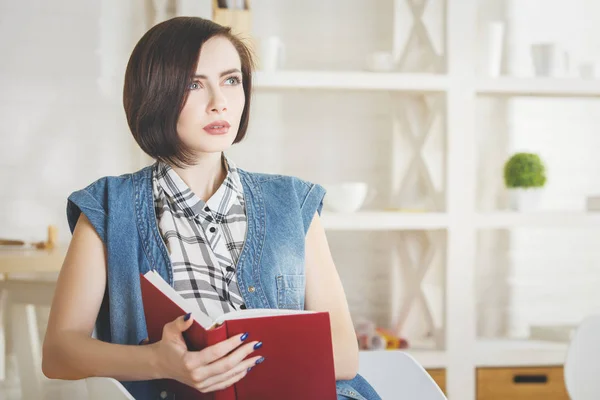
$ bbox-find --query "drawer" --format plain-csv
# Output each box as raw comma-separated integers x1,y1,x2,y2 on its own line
426,369,446,394
477,366,569,400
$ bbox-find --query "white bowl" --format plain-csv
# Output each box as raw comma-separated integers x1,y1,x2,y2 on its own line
323,182,369,213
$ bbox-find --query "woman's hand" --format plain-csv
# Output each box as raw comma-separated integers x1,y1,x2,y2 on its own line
151,314,264,393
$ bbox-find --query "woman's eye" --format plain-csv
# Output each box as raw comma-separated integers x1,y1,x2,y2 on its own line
189,81,201,90
225,76,242,85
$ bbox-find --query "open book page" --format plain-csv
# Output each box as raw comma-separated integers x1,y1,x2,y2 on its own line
213,309,316,327
144,271,318,330
143,270,214,329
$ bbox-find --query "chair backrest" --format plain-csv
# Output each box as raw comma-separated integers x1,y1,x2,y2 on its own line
359,350,447,400
85,377,135,400
564,314,600,400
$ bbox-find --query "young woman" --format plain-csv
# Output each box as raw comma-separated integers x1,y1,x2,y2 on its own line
42,16,381,400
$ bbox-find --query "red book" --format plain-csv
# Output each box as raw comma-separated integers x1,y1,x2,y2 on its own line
140,270,338,400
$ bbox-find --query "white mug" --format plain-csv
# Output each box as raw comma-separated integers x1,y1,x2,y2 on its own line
260,36,285,72
531,43,570,77
579,62,597,79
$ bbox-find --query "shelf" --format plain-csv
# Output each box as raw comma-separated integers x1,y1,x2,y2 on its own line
474,339,568,368
321,211,600,230
476,77,600,97
476,212,600,229
253,73,600,96
403,349,448,369
363,339,568,369
253,71,448,92
320,211,448,231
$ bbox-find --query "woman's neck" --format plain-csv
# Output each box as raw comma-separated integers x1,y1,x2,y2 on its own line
170,152,226,202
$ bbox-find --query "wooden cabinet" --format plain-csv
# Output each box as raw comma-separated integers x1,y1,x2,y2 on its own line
427,367,568,399
426,369,446,394
476,366,569,400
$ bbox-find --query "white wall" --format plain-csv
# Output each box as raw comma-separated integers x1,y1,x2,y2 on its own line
0,0,141,244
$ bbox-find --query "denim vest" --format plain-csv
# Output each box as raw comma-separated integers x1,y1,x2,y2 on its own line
66,164,381,400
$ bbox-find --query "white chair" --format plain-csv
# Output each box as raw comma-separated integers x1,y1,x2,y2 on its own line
564,314,600,400
39,377,134,400
359,350,447,399
85,377,135,400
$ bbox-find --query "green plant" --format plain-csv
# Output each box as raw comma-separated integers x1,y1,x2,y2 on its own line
503,152,547,188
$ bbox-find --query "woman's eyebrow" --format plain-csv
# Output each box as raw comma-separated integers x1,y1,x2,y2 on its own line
193,68,241,79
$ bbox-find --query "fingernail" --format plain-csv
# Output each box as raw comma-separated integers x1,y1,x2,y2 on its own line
253,341,263,350
184,313,191,321
255,357,265,365
247,367,253,372
240,332,249,341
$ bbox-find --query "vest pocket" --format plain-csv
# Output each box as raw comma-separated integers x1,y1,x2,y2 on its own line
336,383,369,400
276,274,305,310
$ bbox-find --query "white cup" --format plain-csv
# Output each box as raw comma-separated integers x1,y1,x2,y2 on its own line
259,36,285,72
531,43,570,77
579,63,597,79
322,182,375,213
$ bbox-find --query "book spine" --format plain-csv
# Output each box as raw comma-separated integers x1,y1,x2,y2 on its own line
212,323,236,400
168,325,230,400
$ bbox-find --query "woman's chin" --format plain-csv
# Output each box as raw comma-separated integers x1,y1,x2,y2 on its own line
192,141,235,154
182,131,237,154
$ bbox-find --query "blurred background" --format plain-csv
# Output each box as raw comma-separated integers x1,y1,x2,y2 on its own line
1,0,600,399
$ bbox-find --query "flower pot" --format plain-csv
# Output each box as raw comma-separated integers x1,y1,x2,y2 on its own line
508,188,543,211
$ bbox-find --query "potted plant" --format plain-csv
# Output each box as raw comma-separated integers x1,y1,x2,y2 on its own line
503,152,547,211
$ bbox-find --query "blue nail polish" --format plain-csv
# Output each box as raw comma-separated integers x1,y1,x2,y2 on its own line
253,341,263,350
184,313,191,321
255,357,265,365
240,332,249,341
247,367,253,372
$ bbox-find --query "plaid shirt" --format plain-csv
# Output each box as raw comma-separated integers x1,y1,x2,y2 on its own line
152,156,247,319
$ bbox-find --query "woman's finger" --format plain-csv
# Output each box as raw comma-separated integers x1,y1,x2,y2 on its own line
196,354,264,391
196,332,250,365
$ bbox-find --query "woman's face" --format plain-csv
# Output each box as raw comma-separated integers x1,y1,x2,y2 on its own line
177,36,245,155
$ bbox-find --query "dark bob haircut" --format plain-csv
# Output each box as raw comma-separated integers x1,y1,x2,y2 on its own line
123,17,255,168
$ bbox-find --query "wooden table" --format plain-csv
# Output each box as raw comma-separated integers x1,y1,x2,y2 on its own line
0,245,67,399
0,246,66,275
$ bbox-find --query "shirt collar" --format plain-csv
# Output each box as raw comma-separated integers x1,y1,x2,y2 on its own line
154,155,244,221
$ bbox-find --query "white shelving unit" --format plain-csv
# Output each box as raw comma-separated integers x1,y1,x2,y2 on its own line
254,71,448,92
476,212,600,229
320,212,448,231
476,77,600,97
320,211,600,230
211,0,600,398
403,339,568,369
255,72,600,97
321,211,600,231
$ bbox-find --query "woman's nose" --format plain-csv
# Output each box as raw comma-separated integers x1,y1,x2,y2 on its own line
208,89,227,113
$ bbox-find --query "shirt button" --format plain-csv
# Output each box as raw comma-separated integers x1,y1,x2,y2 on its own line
160,391,168,399
204,206,210,212
248,286,256,293
209,227,216,233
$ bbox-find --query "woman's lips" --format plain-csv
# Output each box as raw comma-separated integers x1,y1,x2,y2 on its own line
203,120,230,135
